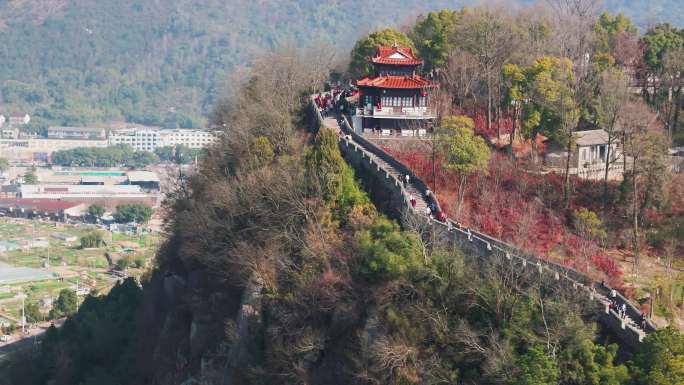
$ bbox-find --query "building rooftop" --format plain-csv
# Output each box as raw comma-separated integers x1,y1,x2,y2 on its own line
356,75,437,89
370,46,423,66
0,199,83,212
48,126,106,132
19,184,150,199
79,174,128,184
575,130,609,146
127,171,160,183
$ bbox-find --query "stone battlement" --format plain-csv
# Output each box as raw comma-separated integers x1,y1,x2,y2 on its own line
307,97,653,352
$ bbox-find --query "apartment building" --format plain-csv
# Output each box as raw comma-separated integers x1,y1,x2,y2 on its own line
109,127,216,151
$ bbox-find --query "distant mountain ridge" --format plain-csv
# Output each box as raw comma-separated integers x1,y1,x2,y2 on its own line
0,0,680,129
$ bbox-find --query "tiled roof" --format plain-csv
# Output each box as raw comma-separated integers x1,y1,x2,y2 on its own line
356,75,437,89
370,46,423,66
0,199,82,212
575,130,609,146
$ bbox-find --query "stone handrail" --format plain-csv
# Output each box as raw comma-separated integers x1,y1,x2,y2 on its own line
307,96,654,348
338,114,442,214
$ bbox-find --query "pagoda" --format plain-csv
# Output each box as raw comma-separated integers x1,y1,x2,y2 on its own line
352,45,438,135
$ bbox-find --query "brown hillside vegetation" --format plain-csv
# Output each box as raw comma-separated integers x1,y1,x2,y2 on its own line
3,50,683,385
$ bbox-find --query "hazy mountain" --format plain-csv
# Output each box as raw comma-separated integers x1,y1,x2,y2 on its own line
0,0,679,128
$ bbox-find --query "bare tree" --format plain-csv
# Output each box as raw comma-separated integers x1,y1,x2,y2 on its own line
619,101,668,277
594,68,631,209
456,8,519,137
545,0,601,65
439,49,479,110
662,48,684,142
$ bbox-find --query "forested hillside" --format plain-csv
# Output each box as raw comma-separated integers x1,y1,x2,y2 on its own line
3,47,683,385
0,0,681,131
0,0,449,130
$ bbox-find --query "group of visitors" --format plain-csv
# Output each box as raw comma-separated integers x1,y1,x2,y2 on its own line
609,288,629,320
407,179,447,222
314,93,334,117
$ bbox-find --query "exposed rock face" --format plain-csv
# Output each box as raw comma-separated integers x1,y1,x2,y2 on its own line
223,278,264,385
139,263,267,385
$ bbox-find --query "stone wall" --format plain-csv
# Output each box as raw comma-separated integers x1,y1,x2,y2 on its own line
306,97,653,352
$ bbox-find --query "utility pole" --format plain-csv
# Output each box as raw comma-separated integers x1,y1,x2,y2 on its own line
16,293,27,334
76,277,79,312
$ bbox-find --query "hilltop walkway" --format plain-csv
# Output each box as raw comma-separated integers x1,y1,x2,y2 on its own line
313,100,652,349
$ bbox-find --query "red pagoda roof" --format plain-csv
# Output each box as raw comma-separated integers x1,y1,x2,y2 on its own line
370,46,423,66
356,75,437,89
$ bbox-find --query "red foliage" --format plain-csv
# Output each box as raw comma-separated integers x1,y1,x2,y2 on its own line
386,147,626,283
470,111,513,139
591,252,623,281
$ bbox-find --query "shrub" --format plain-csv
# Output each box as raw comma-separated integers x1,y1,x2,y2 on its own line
116,257,130,270
113,204,153,224
49,289,77,319
356,217,423,282
80,231,104,248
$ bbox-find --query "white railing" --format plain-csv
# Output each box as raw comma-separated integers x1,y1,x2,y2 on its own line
356,106,435,118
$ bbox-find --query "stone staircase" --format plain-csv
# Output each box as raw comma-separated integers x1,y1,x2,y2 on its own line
322,116,433,217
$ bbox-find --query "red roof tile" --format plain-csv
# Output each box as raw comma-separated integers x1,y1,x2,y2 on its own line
356,75,438,89
0,199,82,212
370,46,423,66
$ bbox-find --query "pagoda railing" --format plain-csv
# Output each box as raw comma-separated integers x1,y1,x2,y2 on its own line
356,106,435,118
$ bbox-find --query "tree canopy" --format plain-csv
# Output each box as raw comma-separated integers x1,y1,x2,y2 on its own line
113,204,154,224
87,204,106,219
49,289,78,319
411,9,464,72
23,171,38,184
51,145,159,168
0,158,9,173
642,23,684,71
348,29,415,78
435,115,491,175
632,327,684,385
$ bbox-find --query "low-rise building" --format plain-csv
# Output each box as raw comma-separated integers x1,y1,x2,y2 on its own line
0,199,88,220
109,127,161,151
0,138,109,162
545,129,624,180
158,129,217,149
8,113,30,126
126,171,161,191
1,127,19,139
109,127,216,151
19,184,151,200
48,126,107,140
51,233,79,243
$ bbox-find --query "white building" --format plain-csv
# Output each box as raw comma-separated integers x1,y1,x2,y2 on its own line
109,127,216,152
19,184,152,200
48,126,107,140
0,138,110,162
1,127,19,139
545,129,624,180
8,113,30,126
158,129,217,149
109,128,161,152
0,114,5,127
